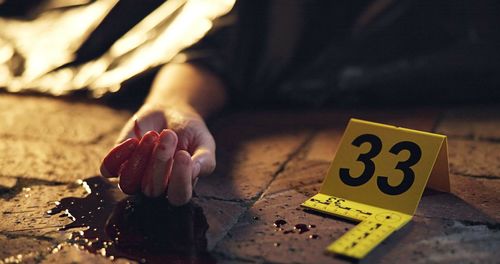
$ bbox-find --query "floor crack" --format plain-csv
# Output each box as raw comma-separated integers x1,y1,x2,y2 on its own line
0,230,55,242
210,129,318,252
256,130,318,202
445,134,500,144
195,194,250,204
415,215,499,227
454,172,500,180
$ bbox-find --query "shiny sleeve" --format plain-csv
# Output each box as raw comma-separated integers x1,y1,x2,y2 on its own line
172,5,240,99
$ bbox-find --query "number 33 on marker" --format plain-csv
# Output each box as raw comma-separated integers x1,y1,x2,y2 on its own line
323,118,450,214
302,118,450,259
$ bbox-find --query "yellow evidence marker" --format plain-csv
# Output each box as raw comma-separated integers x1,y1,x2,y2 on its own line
301,118,450,259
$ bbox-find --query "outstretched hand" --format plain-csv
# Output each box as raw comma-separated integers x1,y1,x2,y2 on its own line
100,104,216,206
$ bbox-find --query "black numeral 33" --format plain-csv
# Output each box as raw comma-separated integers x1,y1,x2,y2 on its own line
340,134,422,195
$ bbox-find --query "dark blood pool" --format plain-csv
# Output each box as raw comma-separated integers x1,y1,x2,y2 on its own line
294,224,309,234
48,176,215,264
273,219,287,228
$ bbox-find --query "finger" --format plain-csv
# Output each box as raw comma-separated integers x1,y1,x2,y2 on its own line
167,150,193,206
141,129,178,197
119,131,159,194
116,111,167,144
191,132,216,179
133,119,142,139
100,138,139,178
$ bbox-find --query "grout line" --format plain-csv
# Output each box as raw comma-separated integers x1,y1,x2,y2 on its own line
0,177,68,200
431,109,500,144
211,251,263,263
0,133,109,146
210,129,318,252
414,215,500,229
453,172,500,180
0,121,123,146
195,195,250,204
445,134,500,144
256,130,318,202
0,230,56,242
431,109,446,133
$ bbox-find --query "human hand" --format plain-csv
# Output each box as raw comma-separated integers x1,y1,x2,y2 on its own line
100,103,216,206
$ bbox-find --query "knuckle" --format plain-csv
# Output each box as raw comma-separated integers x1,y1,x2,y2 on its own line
205,158,216,174
169,195,189,207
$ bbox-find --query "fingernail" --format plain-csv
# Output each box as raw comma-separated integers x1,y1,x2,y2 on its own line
193,162,201,179
192,177,199,188
133,118,142,139
100,165,111,178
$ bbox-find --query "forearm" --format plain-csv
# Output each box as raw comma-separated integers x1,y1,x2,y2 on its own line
146,63,227,119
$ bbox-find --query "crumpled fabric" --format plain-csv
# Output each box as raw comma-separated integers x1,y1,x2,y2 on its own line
0,0,235,98
181,0,500,107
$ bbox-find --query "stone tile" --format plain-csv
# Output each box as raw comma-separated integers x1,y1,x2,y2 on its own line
305,129,343,162
365,216,500,264
40,244,133,264
193,197,248,250
448,139,500,178
0,183,86,239
0,177,17,189
0,138,108,182
215,257,255,264
196,113,312,201
437,106,500,140
264,159,327,198
448,174,500,222
416,173,500,222
214,189,353,264
0,94,129,144
417,194,492,223
0,234,52,263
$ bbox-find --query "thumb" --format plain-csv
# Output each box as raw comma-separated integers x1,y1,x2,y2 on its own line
190,131,216,179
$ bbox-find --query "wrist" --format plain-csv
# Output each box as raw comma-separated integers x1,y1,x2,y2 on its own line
140,102,204,126
146,63,226,119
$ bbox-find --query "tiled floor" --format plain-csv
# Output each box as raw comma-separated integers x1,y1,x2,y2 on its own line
0,94,498,263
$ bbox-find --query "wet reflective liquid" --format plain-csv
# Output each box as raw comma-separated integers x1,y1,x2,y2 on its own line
48,176,215,264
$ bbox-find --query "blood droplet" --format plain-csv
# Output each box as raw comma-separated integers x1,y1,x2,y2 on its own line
274,219,287,228
294,224,309,234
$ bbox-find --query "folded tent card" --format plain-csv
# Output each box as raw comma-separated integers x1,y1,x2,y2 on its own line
302,118,450,259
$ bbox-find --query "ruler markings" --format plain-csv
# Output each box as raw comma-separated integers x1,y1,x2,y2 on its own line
301,193,412,259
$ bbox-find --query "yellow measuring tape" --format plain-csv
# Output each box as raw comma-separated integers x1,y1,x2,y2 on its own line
302,193,412,259
302,119,450,259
